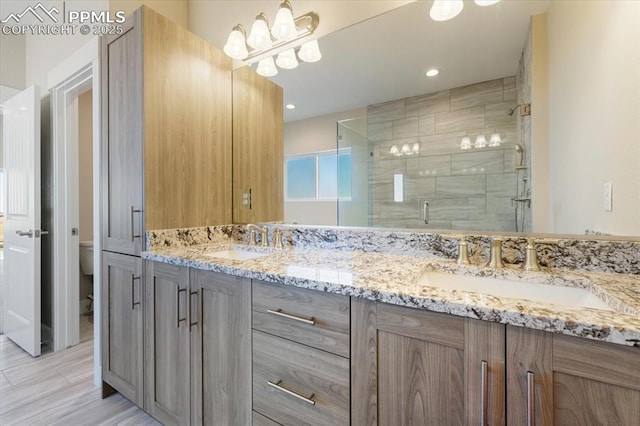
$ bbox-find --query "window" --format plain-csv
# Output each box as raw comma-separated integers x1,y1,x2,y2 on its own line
285,150,351,200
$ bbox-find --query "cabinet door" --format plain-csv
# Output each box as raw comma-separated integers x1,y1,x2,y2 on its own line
101,251,143,407
144,261,191,425
352,300,505,426
507,326,640,426
100,12,144,256
232,66,283,224
190,270,251,425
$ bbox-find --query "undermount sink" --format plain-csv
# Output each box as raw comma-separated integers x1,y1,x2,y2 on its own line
205,249,268,261
418,271,614,311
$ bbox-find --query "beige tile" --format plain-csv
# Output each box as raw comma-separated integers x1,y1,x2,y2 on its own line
451,150,504,175
405,177,436,201
451,219,516,233
406,90,451,116
378,201,422,220
392,116,419,139
485,101,519,128
371,181,393,202
429,198,476,221
418,114,435,136
487,194,516,215
435,106,485,134
487,173,516,196
503,76,516,101
436,175,486,198
368,99,406,124
451,79,504,111
368,121,392,142
370,158,406,181
418,131,467,156
406,155,451,178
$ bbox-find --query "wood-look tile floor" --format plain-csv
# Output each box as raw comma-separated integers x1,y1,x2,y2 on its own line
0,315,159,426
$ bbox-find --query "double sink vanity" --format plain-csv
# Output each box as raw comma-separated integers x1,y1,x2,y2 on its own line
114,224,640,425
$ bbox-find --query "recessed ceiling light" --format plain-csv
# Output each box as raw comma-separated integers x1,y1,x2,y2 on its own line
286,104,296,110
426,69,440,77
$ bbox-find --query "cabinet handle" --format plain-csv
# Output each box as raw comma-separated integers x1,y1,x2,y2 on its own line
189,290,199,331
526,371,535,426
176,287,187,328
130,206,142,242
131,276,141,310
480,360,488,426
267,309,315,326
267,380,315,406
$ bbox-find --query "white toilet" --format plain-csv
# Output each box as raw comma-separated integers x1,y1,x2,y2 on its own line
79,241,94,276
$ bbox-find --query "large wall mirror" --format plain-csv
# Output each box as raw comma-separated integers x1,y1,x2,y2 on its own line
268,0,639,238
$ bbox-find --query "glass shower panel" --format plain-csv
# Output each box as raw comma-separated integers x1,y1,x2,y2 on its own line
337,119,369,226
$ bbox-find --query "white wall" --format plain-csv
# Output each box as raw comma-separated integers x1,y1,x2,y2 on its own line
78,89,93,303
0,28,26,89
547,1,640,236
284,107,365,225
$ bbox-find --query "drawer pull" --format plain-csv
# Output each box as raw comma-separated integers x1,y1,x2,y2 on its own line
267,380,316,406
480,360,488,426
267,309,316,326
526,371,535,426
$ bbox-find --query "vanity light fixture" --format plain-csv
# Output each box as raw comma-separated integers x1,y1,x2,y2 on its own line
223,0,321,77
474,0,501,6
389,143,420,156
389,145,400,156
459,132,505,150
426,68,440,77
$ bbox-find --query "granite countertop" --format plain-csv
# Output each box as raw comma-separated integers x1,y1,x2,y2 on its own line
143,242,640,347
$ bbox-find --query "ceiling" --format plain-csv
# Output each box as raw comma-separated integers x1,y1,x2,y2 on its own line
191,1,549,122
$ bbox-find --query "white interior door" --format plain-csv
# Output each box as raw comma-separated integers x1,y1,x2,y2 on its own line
2,85,42,357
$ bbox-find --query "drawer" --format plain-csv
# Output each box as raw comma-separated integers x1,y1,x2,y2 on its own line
253,411,280,426
252,281,350,357
253,331,350,426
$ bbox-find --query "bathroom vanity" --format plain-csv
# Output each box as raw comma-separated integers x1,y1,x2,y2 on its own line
127,225,640,425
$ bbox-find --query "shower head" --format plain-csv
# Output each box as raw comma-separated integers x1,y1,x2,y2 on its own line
506,103,531,116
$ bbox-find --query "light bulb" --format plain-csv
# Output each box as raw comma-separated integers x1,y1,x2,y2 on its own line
412,143,420,154
256,57,278,77
271,1,297,41
389,145,399,155
401,144,411,155
489,132,502,147
247,13,272,50
430,0,464,21
223,25,248,60
474,0,500,6
460,136,472,150
474,135,487,148
276,49,298,69
298,40,322,63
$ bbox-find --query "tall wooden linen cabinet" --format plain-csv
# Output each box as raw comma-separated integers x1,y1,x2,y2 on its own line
100,5,282,409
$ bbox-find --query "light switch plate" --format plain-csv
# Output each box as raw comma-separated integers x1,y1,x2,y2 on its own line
603,182,613,212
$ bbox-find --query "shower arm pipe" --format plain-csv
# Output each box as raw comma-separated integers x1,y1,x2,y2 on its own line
506,103,531,117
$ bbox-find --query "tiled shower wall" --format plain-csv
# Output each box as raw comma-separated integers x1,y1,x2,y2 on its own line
367,77,520,231
517,26,534,233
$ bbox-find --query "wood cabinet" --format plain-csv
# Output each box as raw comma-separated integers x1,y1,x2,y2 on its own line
351,299,505,426
143,261,191,424
101,5,233,257
506,326,640,426
232,66,284,224
101,251,143,407
143,261,251,425
251,281,351,425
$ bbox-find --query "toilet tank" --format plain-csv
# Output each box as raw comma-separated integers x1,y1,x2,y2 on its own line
79,241,94,276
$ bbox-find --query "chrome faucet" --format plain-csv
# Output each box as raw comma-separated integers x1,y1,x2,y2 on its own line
246,224,268,247
486,238,504,269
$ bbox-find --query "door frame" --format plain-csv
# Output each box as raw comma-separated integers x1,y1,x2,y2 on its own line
48,37,102,385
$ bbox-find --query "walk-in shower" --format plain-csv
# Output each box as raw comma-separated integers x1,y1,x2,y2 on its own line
512,143,531,232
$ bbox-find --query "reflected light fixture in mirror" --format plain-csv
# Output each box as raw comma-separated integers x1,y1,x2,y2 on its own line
460,136,472,150
257,56,278,76
298,40,322,63
276,49,299,69
474,134,487,148
489,132,503,147
475,0,501,6
430,0,464,22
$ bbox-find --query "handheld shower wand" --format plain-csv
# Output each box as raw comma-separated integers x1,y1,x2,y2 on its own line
514,144,524,166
